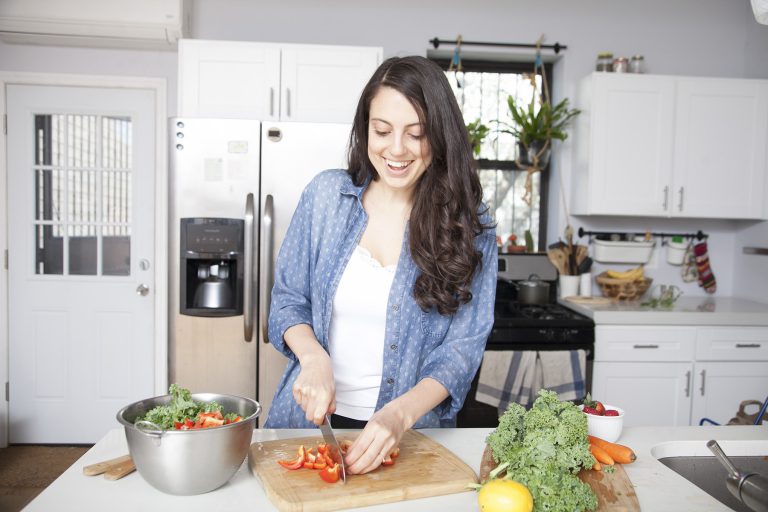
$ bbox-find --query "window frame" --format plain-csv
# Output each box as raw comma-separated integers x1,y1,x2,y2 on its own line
431,57,553,251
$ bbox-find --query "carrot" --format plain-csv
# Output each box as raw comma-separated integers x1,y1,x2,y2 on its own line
588,435,636,464
590,443,615,465
592,460,602,472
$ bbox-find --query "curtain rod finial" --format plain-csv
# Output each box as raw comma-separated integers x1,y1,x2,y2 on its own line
430,37,440,49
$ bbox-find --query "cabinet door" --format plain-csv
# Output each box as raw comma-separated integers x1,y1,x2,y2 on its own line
673,78,768,219
690,361,768,426
586,74,675,216
178,40,281,120
592,362,692,426
281,45,381,123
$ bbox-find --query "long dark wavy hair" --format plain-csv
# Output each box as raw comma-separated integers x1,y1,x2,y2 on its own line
348,56,490,315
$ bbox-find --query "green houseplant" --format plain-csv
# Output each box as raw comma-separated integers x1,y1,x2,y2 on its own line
466,118,490,157
501,95,581,168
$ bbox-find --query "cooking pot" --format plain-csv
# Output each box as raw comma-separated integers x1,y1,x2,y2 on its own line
515,273,551,304
116,393,260,495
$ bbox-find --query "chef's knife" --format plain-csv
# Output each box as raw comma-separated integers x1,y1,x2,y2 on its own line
320,415,347,483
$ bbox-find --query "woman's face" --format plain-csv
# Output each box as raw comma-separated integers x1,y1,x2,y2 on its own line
367,86,432,196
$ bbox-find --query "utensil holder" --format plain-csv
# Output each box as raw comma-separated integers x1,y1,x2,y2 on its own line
666,240,687,265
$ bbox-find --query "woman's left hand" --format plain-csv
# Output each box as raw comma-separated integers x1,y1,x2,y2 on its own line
343,404,406,475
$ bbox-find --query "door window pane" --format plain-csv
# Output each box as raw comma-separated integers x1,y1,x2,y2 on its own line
68,224,97,276
35,224,62,275
32,113,133,277
35,169,63,222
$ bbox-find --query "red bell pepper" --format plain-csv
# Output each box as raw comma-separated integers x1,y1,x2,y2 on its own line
319,463,340,483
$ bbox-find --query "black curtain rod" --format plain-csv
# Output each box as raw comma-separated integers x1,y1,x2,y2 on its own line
577,227,708,241
429,37,567,54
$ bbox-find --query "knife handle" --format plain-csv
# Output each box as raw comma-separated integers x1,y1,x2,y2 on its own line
82,454,132,476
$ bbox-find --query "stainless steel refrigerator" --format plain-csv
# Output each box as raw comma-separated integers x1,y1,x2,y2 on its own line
169,118,351,424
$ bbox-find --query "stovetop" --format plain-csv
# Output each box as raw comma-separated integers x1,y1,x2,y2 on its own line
493,279,594,329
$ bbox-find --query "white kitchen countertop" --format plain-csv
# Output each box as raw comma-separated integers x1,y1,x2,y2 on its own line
23,425,768,511
560,296,768,325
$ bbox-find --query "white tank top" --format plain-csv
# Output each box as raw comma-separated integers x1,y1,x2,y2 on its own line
328,245,396,420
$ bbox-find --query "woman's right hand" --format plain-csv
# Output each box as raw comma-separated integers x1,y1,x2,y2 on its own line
293,350,336,425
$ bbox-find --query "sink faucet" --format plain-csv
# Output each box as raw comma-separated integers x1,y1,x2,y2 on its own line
707,440,768,512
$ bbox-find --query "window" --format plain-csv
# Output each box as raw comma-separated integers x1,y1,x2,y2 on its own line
433,59,552,252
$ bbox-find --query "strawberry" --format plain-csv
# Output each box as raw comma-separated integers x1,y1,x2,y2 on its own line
583,393,606,415
582,406,600,415
604,409,620,416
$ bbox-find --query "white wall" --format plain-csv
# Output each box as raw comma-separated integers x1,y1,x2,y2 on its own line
1,0,767,301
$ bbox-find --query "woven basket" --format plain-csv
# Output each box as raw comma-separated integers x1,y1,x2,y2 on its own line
595,272,653,301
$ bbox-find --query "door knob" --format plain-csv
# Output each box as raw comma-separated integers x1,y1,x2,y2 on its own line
136,284,150,296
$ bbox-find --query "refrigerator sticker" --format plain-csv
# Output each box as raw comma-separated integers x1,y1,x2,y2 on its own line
204,158,224,181
228,141,249,154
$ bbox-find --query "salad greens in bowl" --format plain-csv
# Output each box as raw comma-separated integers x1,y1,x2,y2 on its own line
116,384,261,495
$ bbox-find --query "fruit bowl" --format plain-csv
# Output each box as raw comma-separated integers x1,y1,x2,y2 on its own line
580,404,625,443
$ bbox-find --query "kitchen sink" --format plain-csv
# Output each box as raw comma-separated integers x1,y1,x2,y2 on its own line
652,440,768,512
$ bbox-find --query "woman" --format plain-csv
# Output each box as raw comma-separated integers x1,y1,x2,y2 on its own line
264,56,497,474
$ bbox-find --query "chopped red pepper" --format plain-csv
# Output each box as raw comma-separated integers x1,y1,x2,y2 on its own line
277,445,306,470
319,463,340,483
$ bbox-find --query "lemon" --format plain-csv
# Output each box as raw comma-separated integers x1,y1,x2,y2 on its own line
477,478,533,512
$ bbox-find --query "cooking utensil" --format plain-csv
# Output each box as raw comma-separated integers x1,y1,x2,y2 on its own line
565,225,577,275
575,244,589,265
321,415,347,483
116,392,261,495
83,454,136,480
547,248,569,275
707,440,768,512
577,256,593,275
514,274,551,304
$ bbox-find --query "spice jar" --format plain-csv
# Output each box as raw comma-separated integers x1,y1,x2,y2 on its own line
613,57,629,73
630,55,645,73
596,52,614,72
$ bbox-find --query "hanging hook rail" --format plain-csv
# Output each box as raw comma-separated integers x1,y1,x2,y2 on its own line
577,227,708,241
429,37,567,54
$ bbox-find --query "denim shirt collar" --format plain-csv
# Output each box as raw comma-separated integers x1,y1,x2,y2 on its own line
339,171,371,201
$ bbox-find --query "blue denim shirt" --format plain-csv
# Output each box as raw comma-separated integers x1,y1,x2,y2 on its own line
264,169,497,428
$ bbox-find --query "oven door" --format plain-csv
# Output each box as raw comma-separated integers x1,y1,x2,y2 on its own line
457,329,594,428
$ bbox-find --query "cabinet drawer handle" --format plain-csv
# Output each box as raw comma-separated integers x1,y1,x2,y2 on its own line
684,370,691,398
633,344,659,349
662,185,669,211
678,187,685,212
735,343,761,348
269,87,274,117
699,369,706,396
286,88,291,117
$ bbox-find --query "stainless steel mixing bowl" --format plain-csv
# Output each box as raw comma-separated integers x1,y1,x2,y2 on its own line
116,392,260,495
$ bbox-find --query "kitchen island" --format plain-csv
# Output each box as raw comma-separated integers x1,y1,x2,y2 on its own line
23,425,768,511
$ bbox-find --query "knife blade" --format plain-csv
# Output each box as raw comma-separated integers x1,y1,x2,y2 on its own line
319,415,347,483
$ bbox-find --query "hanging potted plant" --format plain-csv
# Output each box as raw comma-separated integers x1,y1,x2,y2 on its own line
502,95,581,168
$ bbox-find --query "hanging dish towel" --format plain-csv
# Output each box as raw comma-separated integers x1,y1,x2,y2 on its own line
475,350,587,416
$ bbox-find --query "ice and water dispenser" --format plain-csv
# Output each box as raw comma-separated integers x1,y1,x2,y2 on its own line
180,218,244,317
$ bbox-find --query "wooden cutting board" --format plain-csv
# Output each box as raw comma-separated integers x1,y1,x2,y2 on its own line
479,445,640,511
249,430,477,512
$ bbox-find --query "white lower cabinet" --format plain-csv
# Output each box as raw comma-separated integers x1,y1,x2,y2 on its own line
690,361,768,426
593,325,768,427
592,361,693,426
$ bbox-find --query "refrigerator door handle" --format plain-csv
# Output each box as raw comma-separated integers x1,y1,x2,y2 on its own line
243,193,255,342
260,194,275,344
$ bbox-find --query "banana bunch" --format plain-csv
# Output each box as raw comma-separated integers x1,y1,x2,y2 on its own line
606,265,645,280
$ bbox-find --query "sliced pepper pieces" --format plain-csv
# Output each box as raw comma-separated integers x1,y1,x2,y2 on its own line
319,463,340,483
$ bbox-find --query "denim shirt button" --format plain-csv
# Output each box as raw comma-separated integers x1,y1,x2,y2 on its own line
386,378,394,385
391,304,399,312
390,344,397,350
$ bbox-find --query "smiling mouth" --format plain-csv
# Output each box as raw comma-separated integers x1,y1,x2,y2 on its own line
386,159,412,173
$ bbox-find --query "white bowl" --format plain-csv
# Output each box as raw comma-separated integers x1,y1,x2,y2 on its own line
580,404,625,443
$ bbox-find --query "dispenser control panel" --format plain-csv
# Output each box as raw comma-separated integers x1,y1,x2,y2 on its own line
185,221,241,254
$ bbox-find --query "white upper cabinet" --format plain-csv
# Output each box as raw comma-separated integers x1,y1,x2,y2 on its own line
572,73,768,219
178,39,382,123
672,78,768,219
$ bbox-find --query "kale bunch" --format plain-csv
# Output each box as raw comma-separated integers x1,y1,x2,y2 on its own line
486,389,597,512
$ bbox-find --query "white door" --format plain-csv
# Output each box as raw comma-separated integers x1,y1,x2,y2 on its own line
7,84,156,443
690,361,768,426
